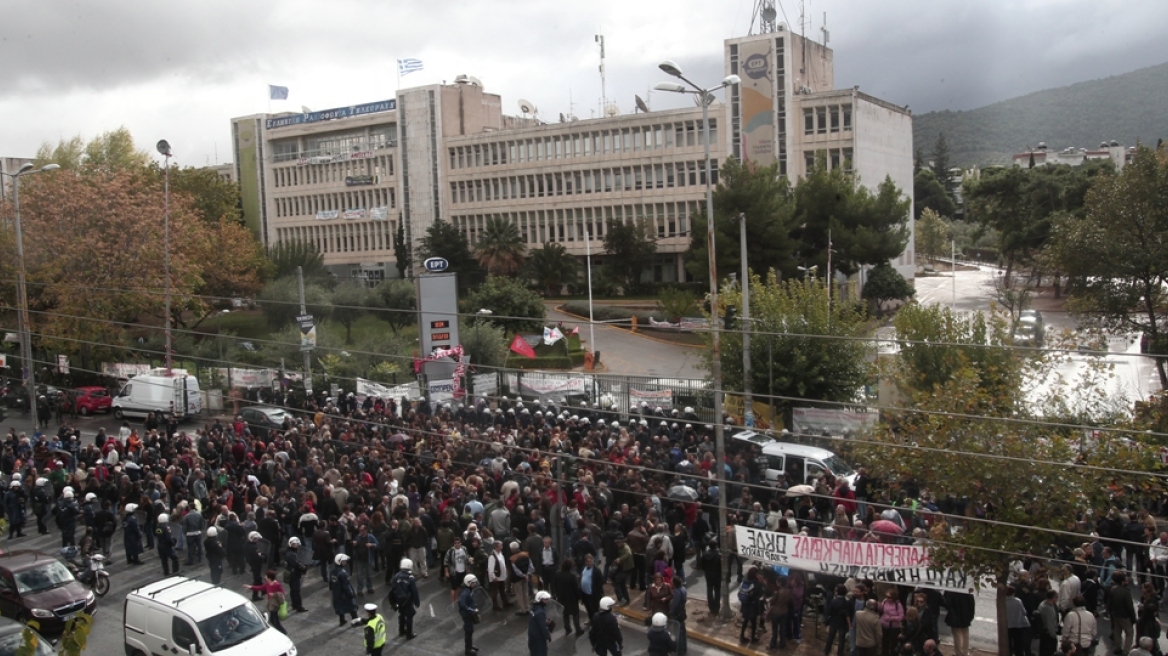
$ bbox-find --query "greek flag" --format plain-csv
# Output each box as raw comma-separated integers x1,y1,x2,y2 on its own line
268,85,289,100
397,58,424,76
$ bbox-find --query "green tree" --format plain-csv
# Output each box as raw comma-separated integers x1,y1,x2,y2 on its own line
373,278,416,335
1051,146,1168,387
257,276,332,329
686,158,798,284
793,163,911,277
418,220,483,292
36,127,151,173
913,168,957,219
475,216,527,276
463,276,546,334
169,166,244,225
930,132,954,196
460,319,509,369
267,240,328,281
523,242,578,296
657,287,700,322
862,262,915,315
330,282,377,344
394,222,411,279
914,207,950,264
714,272,870,407
603,218,657,293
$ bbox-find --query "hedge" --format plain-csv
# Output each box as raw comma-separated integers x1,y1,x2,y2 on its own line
560,301,665,324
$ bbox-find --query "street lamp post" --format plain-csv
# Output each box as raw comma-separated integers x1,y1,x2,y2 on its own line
474,309,492,399
2,162,60,416
156,140,173,373
655,61,740,619
739,212,753,428
584,226,596,361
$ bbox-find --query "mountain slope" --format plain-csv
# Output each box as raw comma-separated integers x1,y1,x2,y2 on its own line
913,62,1168,168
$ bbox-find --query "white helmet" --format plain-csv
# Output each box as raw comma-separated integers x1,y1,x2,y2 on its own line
400,558,413,571
335,554,350,566
652,612,668,627
535,591,552,604
11,474,19,483
124,503,138,514
35,478,47,487
85,492,97,501
206,527,218,538
288,537,301,548
8,481,18,488
599,597,616,611
62,488,74,499
463,574,478,587
158,513,169,524
248,531,261,542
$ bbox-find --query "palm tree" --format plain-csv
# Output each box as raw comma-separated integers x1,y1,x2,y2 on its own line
524,242,578,296
475,216,526,276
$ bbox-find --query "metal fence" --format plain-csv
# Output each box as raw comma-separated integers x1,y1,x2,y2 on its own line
491,369,715,424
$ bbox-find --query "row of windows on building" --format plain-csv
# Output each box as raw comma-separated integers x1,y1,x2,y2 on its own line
449,160,719,206
803,148,855,173
275,220,396,256
452,200,702,247
270,126,397,163
803,104,853,136
272,187,396,218
448,119,718,170
271,155,395,189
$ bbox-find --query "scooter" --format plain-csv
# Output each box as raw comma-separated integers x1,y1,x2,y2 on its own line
60,548,110,597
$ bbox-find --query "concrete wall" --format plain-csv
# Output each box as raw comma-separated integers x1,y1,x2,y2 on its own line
852,95,915,278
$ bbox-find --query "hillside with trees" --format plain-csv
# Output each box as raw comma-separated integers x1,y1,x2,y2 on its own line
913,61,1168,167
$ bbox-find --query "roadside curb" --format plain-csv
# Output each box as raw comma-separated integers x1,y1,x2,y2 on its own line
551,305,700,350
613,604,767,656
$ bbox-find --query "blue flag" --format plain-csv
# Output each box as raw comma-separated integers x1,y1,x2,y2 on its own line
397,58,423,76
269,85,289,100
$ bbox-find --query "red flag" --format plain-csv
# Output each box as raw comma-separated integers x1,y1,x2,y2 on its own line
509,335,536,359
570,326,579,335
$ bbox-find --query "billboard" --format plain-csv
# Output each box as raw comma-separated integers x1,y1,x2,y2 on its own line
739,39,776,165
417,273,460,380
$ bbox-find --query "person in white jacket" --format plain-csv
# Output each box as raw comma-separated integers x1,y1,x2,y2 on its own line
487,540,510,611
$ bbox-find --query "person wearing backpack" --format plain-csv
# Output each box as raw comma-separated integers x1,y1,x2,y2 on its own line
739,567,764,644
389,558,420,639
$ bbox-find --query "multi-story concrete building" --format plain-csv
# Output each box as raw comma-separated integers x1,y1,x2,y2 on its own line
231,25,914,284
1011,141,1134,169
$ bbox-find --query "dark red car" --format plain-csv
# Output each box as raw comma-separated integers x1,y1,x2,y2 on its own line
70,386,111,416
0,550,96,633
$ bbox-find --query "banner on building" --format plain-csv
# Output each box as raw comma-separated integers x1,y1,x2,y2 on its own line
791,407,877,436
738,39,776,165
315,210,339,220
630,388,673,409
102,363,152,379
734,527,978,593
342,208,365,219
473,373,498,397
370,206,388,220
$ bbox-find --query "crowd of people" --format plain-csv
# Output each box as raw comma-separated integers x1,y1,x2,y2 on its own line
0,390,1161,656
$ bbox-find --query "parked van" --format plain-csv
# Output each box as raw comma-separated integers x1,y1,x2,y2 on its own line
760,441,857,487
112,369,202,420
124,577,296,656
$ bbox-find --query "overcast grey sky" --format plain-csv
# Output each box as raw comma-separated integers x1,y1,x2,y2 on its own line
1,0,1164,168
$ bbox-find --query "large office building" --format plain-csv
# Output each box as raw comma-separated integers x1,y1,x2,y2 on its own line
231,24,914,285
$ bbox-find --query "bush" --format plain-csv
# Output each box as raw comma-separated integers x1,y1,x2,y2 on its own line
506,354,574,369
560,301,665,324
658,287,700,322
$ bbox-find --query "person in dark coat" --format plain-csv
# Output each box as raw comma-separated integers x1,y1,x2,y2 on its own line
943,591,976,656
588,597,623,656
458,574,481,656
224,514,247,574
331,553,359,626
56,487,80,548
245,532,265,600
32,478,51,535
205,526,226,585
284,537,309,612
314,524,336,583
155,512,180,575
389,558,421,638
122,503,144,565
579,553,606,621
528,591,553,656
647,612,677,656
554,558,583,637
5,481,26,539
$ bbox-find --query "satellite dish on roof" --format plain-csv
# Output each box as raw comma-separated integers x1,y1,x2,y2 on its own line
604,103,620,117
762,6,777,22
559,113,566,123
518,99,537,116
635,95,650,114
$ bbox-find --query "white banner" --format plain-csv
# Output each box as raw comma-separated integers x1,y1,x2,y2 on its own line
735,527,978,593
102,363,152,379
506,374,586,397
370,206,388,220
214,368,277,389
473,373,498,397
315,210,339,220
791,407,878,436
428,379,455,403
342,208,365,219
630,388,673,409
355,378,393,400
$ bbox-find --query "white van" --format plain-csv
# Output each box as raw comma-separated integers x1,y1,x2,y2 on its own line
112,368,202,420
124,577,296,656
761,441,857,488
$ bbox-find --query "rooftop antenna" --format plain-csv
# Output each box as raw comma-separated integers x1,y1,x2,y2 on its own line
821,11,829,45
751,0,780,34
595,33,607,115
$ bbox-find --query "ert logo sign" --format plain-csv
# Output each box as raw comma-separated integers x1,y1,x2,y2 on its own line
423,257,449,273
744,53,769,80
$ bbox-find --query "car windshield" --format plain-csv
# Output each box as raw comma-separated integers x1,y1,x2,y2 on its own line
825,455,855,478
197,603,267,652
0,629,54,656
14,561,75,594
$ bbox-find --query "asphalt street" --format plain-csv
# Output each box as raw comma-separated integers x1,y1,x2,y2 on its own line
544,304,705,379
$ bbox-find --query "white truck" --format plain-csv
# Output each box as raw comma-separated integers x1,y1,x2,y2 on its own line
112,368,202,420
124,576,296,656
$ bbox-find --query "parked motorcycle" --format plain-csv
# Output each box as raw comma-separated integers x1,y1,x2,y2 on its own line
60,548,110,597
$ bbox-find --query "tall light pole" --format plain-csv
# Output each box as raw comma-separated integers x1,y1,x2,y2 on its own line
2,162,60,416
739,212,753,428
156,140,173,373
655,61,740,619
584,225,596,360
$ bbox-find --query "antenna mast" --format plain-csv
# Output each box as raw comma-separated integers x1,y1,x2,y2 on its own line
595,34,607,116
751,0,780,34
